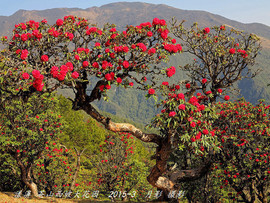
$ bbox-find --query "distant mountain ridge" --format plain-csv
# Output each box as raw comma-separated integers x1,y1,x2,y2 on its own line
1,2,270,124
1,2,270,42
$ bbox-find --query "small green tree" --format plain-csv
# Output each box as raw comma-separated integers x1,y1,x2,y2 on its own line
94,133,155,202
0,91,63,196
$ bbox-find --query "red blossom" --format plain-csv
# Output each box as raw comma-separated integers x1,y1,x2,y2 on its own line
229,48,236,54
152,18,160,25
147,31,153,37
105,73,112,81
203,27,210,34
71,71,79,79
123,61,129,69
166,66,176,77
190,122,196,128
148,48,156,55
224,95,230,101
162,81,169,86
169,111,176,117
22,72,30,79
116,77,122,83
148,88,155,95
41,55,49,62
92,62,99,68
137,43,147,52
202,78,207,84
56,19,63,26
202,129,209,135
217,89,223,93
178,93,185,100
74,55,80,60
178,104,186,110
82,61,89,67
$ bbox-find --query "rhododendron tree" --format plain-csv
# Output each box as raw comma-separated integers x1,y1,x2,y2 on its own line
0,91,63,197
34,142,75,195
171,21,261,103
0,15,262,201
0,16,182,198
155,22,263,202
146,81,220,201
210,99,270,203
176,99,270,203
94,133,155,202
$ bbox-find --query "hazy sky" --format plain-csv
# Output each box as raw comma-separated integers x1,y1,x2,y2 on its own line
0,0,269,26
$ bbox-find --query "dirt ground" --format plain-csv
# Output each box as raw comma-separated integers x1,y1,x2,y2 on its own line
0,192,92,203
0,192,172,203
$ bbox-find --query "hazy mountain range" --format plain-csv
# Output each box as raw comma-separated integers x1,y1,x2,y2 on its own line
1,2,270,124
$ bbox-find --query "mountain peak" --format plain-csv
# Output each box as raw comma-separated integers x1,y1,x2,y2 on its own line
0,2,269,42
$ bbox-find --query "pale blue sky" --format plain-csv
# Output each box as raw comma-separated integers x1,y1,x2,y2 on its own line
0,0,269,26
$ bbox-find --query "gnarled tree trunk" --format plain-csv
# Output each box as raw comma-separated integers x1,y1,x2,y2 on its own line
73,80,213,202
15,154,39,197
70,147,86,191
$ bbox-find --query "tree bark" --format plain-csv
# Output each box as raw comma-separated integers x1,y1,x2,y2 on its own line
70,147,86,191
81,102,162,144
15,153,39,197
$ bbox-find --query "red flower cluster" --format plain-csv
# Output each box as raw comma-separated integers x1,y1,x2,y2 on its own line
164,43,182,53
148,88,155,95
169,111,176,117
32,29,42,40
148,48,156,55
32,70,44,91
147,31,153,37
86,27,102,35
152,18,166,26
116,77,122,83
18,49,28,60
138,22,152,29
22,72,30,80
166,66,176,77
65,32,74,40
76,47,90,54
178,104,186,110
41,55,49,62
203,27,210,34
56,19,63,26
202,78,207,84
162,81,169,86
50,62,78,81
217,89,223,93
229,48,235,54
114,45,129,53
82,61,89,67
237,49,248,58
71,71,79,79
224,95,230,101
178,93,185,100
105,72,115,81
220,25,225,30
137,43,147,52
188,96,199,106
123,61,130,69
